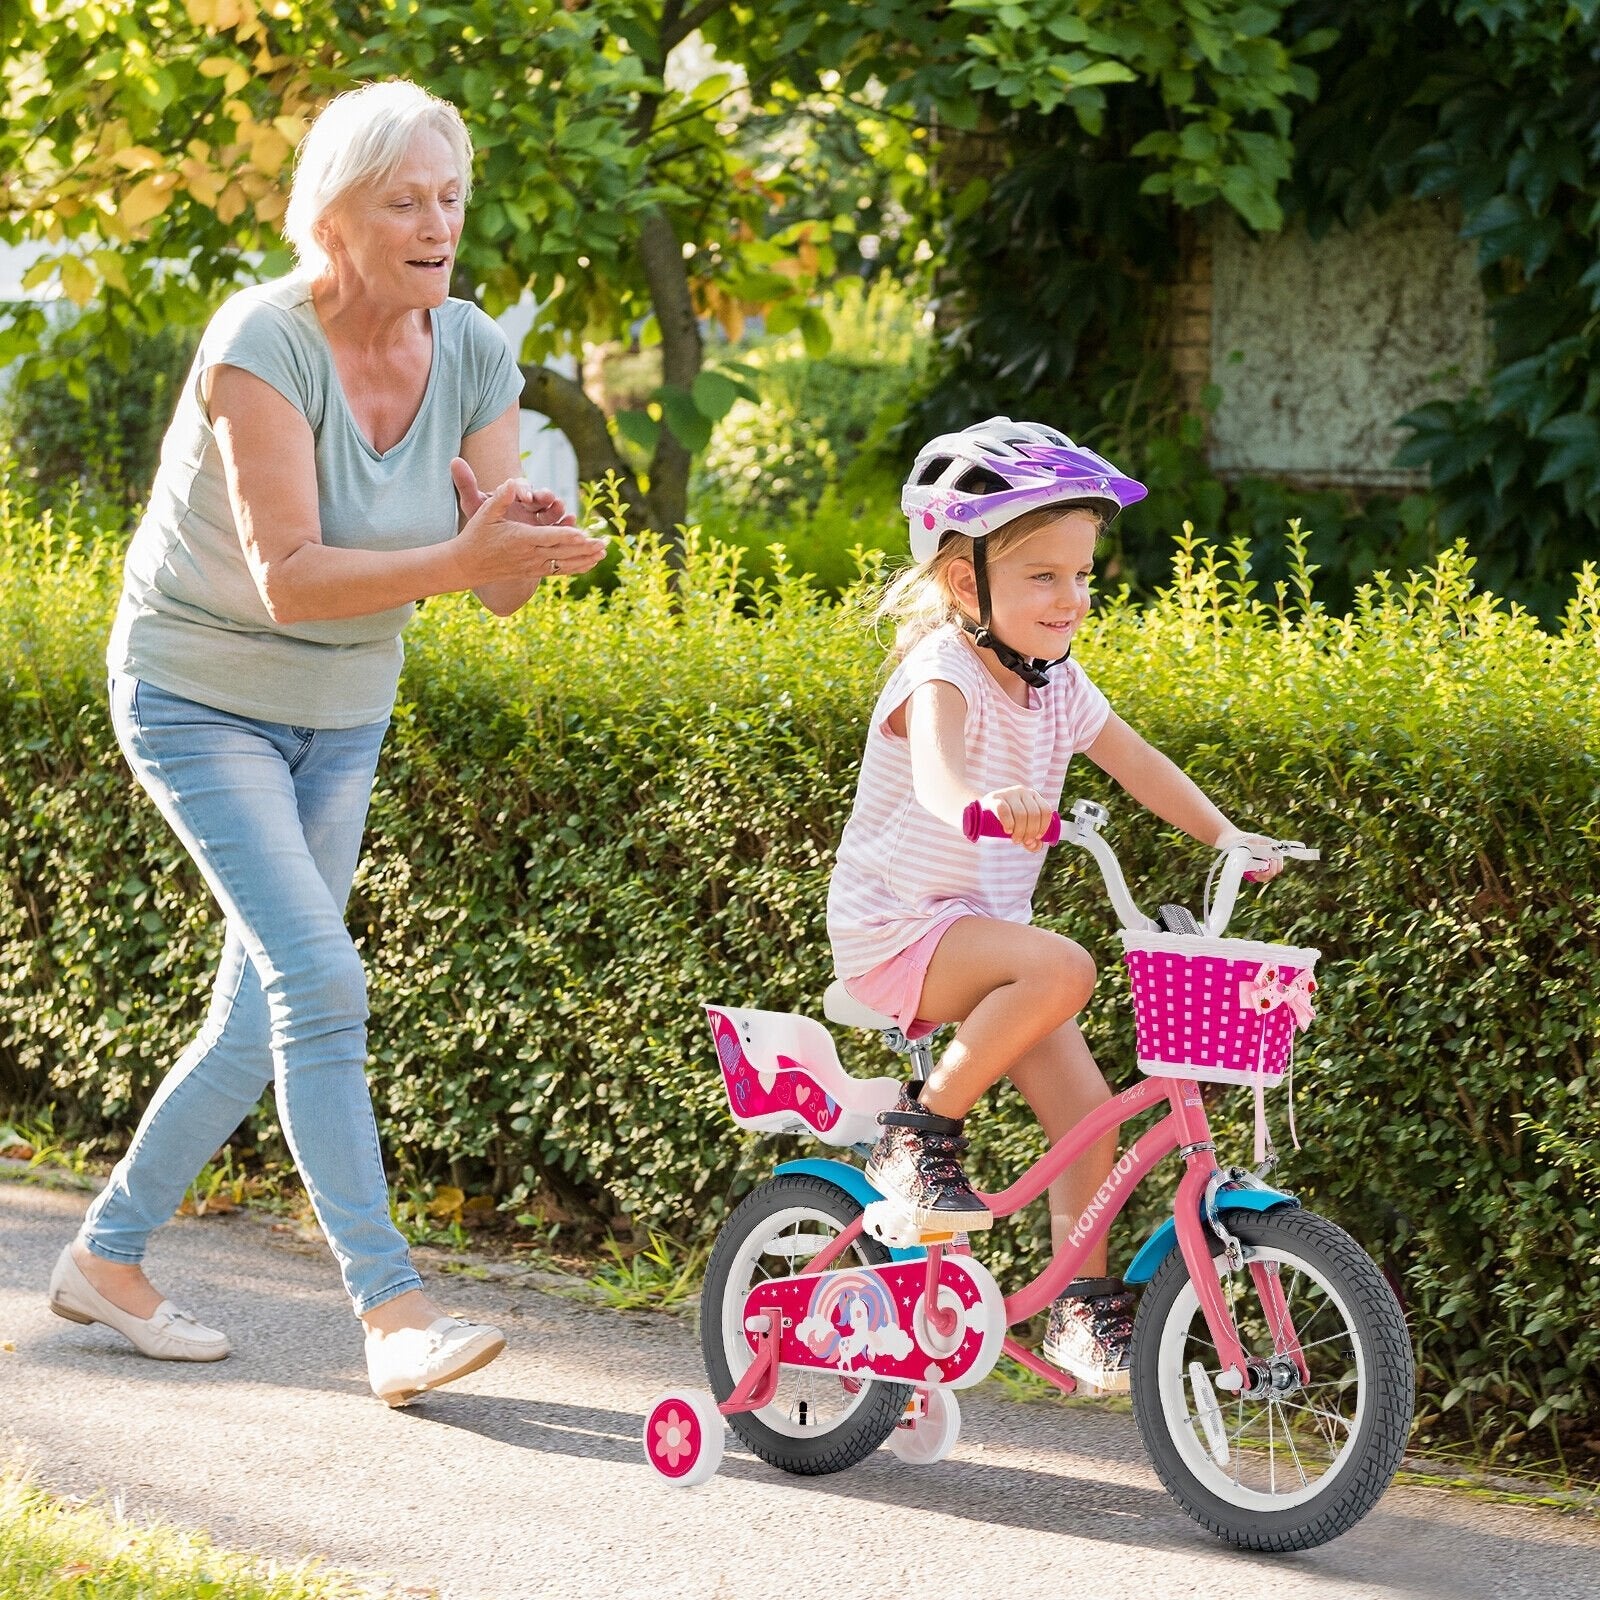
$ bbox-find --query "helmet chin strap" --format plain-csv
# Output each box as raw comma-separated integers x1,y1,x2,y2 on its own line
960,539,1069,690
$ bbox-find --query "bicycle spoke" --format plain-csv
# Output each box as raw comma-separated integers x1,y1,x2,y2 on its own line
1292,1328,1360,1357
1277,1393,1354,1433
1224,1405,1275,1448
1276,1401,1313,1489
1289,1292,1336,1340
1298,1376,1359,1396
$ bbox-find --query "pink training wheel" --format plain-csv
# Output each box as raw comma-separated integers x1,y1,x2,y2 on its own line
643,1389,724,1486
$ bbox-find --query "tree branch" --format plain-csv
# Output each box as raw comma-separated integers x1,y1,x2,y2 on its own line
662,0,734,56
517,361,649,534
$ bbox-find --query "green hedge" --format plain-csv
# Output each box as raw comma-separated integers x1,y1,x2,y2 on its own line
2,487,1597,1457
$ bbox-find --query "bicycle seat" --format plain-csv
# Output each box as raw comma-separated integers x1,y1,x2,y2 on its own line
822,980,899,1034
706,1003,901,1148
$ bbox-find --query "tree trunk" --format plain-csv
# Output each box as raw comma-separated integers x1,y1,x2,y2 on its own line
516,361,656,540
637,205,704,552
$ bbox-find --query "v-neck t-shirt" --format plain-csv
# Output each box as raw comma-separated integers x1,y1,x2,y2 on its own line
826,624,1112,979
107,275,523,728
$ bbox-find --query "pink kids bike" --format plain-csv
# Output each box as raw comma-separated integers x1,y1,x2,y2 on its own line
643,800,1414,1552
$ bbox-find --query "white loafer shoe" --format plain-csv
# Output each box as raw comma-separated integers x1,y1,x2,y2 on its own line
366,1315,506,1407
48,1244,231,1362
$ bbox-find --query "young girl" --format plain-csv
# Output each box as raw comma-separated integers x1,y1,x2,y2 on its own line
826,416,1281,1390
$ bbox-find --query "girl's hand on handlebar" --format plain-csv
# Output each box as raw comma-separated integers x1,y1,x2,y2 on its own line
1215,826,1283,882
980,786,1054,852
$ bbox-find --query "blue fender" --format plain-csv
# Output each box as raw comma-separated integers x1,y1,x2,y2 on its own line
1123,1184,1300,1286
773,1158,925,1262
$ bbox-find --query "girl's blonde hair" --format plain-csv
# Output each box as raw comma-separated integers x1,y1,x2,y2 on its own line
284,81,473,278
875,498,1108,660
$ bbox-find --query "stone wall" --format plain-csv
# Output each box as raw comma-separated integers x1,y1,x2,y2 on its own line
1175,201,1490,489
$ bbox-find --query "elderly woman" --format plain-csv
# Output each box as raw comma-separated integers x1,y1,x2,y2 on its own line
46,81,604,1405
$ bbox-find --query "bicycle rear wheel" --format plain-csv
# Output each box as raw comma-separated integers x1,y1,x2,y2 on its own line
1131,1207,1414,1551
701,1173,911,1475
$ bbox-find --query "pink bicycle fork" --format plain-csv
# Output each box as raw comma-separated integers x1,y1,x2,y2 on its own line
787,1074,1273,1398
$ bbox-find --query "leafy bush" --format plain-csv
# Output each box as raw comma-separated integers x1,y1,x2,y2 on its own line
689,280,921,590
2,477,1597,1460
0,310,198,515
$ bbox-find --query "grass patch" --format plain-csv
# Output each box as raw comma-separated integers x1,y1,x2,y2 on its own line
560,1229,707,1313
0,1469,385,1600
0,1111,105,1185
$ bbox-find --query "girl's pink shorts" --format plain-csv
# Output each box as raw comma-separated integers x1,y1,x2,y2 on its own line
840,915,965,1041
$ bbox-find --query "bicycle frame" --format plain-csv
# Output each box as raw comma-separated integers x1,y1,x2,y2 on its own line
800,1071,1271,1388
729,803,1317,1398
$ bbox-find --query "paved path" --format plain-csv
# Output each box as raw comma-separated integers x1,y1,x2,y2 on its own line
3,1178,1598,1600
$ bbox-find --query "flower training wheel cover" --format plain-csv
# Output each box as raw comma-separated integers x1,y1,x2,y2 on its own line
643,1389,724,1486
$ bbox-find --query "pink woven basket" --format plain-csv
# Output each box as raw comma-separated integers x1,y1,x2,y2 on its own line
1120,930,1320,1086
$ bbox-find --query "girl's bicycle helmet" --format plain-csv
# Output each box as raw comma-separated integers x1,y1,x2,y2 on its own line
901,417,1148,688
904,416,1147,562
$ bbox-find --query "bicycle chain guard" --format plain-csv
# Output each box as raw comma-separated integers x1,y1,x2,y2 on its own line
739,1254,1006,1391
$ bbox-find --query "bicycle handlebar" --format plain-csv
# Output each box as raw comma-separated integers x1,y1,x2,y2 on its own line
962,798,1318,938
961,801,1062,845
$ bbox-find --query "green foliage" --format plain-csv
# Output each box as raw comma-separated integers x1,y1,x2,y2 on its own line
713,0,1321,227
2,482,1598,1455
0,2,816,362
950,0,1323,229
577,1230,707,1313
1285,0,1600,615
922,0,1600,616
690,282,918,590
0,309,198,516
0,1469,372,1600
2,0,1349,537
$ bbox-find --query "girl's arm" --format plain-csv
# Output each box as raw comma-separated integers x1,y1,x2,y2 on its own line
1084,710,1282,874
901,681,1055,850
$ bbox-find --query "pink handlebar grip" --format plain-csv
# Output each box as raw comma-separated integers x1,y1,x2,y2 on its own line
962,802,1062,846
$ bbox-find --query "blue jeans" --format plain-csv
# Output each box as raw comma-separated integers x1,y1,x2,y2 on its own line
82,676,422,1315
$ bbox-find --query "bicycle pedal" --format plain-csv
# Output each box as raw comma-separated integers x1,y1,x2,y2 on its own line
862,1199,957,1250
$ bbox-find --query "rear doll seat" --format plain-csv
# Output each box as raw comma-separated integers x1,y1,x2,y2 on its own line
706,993,903,1148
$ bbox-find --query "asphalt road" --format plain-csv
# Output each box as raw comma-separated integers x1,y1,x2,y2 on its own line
3,1177,1598,1600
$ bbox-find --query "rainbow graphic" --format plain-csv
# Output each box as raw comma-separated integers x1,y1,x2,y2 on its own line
799,1269,901,1361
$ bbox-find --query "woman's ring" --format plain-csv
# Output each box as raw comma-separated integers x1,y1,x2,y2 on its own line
549,558,560,574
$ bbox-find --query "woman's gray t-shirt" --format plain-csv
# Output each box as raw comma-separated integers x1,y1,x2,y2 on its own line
107,275,524,728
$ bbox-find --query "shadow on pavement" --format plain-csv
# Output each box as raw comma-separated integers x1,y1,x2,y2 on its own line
401,1390,1598,1599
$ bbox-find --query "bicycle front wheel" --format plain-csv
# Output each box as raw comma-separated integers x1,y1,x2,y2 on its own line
1131,1207,1414,1551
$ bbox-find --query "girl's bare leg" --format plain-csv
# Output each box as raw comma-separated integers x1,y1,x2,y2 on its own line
1008,1019,1116,1277
913,917,1113,1271
913,916,1096,1117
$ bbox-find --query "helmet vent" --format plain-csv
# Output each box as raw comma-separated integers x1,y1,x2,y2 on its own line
916,456,953,486
953,465,1009,496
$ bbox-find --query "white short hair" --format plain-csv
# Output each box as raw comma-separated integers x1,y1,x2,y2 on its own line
284,81,473,276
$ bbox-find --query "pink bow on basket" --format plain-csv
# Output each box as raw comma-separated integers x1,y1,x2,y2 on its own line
1239,963,1318,1030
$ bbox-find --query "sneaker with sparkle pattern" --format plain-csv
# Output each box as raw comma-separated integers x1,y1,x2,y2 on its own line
1042,1279,1135,1392
865,1088,993,1233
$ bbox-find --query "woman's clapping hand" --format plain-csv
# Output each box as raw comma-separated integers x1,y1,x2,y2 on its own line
450,457,609,585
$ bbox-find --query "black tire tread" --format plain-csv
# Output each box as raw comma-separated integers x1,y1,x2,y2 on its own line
700,1173,911,1476
1131,1207,1415,1552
